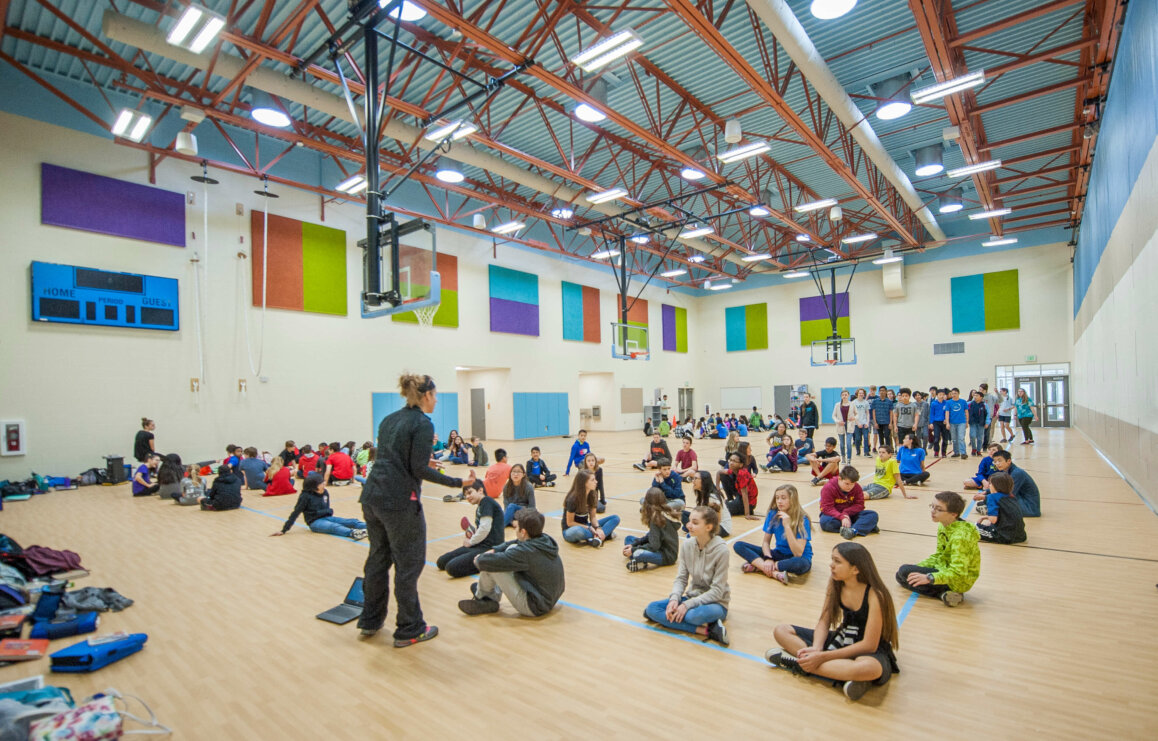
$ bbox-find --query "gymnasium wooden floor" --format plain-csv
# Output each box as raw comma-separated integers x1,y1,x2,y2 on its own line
3,427,1157,738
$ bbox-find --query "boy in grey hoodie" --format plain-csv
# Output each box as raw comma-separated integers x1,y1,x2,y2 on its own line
458,508,565,617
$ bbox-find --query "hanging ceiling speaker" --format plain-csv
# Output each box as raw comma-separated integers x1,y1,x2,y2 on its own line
175,131,198,156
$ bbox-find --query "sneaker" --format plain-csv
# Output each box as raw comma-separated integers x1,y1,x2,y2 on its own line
458,597,500,615
460,516,473,532
768,466,782,473
596,502,606,514
589,537,603,548
706,619,730,646
442,492,463,502
975,503,987,516
811,477,822,486
393,625,438,648
843,680,870,701
548,481,556,487
350,528,369,541
358,628,379,639
941,591,964,607
764,649,801,673
632,463,646,471
871,525,881,534
626,559,648,572
840,526,856,540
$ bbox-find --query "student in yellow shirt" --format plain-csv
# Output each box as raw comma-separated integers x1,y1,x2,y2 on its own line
863,445,915,500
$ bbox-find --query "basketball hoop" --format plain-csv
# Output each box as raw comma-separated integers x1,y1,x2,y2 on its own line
824,358,837,367
413,303,440,328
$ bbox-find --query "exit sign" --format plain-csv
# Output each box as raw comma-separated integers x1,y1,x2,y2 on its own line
1025,354,1037,362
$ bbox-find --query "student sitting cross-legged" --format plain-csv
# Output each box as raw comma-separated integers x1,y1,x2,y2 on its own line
764,434,799,473
765,542,900,702
525,446,556,487
673,436,699,479
964,443,1002,491
501,464,536,527
634,432,673,471
975,472,1027,544
733,484,812,584
716,452,760,520
271,472,367,541
806,437,842,487
200,464,243,511
818,466,879,540
623,488,682,572
436,481,506,578
863,445,914,500
682,471,732,538
643,505,731,646
895,491,980,607
561,470,620,548
648,458,685,510
458,508,565,617
896,434,930,488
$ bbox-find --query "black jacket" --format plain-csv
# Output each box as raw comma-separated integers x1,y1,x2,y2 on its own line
205,472,242,510
361,405,462,510
475,534,565,616
800,402,819,428
282,490,334,532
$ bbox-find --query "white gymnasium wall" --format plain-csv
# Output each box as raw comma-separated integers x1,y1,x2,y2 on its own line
0,112,698,477
693,243,1074,414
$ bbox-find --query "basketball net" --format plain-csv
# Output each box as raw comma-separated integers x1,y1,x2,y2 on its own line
824,358,837,367
414,303,440,328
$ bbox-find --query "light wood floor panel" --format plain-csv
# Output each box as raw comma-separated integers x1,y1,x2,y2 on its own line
2,428,1156,738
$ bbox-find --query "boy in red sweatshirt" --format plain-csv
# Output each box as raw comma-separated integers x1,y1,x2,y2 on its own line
818,466,879,540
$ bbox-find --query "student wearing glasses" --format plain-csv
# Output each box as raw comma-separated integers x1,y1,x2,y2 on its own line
894,491,980,608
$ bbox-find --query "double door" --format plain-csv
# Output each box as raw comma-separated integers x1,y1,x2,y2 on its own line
677,388,694,421
1012,375,1069,428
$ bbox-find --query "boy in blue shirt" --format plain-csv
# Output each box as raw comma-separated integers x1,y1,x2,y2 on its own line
793,428,814,458
964,443,1001,491
945,388,969,460
870,386,894,449
526,446,556,488
929,388,948,458
565,430,592,475
649,458,685,509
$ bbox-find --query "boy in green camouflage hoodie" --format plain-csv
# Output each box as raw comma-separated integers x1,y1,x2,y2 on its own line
894,491,980,607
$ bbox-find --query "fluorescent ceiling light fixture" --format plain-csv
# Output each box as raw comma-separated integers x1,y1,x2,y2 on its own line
947,159,1002,178
434,157,464,184
708,283,732,290
810,0,858,20
716,141,770,163
910,70,986,105
913,144,944,177
550,207,574,219
938,188,964,214
249,90,291,128
688,255,706,263
742,253,772,262
630,235,649,244
782,271,810,278
336,174,368,194
981,237,1018,247
111,109,153,142
491,221,525,235
680,225,714,239
586,187,627,204
872,248,903,265
591,249,621,259
424,120,478,142
841,233,877,244
795,234,811,242
660,269,687,278
969,208,1011,220
382,1,427,22
794,198,838,213
167,5,225,54
748,205,771,217
571,29,644,72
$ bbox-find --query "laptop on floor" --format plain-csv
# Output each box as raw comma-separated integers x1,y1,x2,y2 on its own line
316,577,365,625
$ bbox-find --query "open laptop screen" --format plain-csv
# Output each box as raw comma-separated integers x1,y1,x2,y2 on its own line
346,577,365,606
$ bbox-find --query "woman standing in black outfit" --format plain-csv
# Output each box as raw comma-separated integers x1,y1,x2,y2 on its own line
358,374,475,647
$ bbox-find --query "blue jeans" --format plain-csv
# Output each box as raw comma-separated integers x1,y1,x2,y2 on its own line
767,452,793,471
644,596,727,634
837,432,851,462
950,423,967,455
503,502,525,527
624,535,665,565
853,426,871,455
819,510,878,536
448,452,469,464
969,423,986,451
732,541,812,575
309,516,365,537
562,515,620,544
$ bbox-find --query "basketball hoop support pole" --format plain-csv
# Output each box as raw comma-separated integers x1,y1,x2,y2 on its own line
617,234,629,358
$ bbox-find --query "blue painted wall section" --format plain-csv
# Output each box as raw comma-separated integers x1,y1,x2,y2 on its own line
371,392,459,445
512,393,569,440
1073,0,1158,315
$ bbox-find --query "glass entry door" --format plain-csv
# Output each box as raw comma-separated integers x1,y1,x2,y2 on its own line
1013,377,1042,427
1042,375,1069,427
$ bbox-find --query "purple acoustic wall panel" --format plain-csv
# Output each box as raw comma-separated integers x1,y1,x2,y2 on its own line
40,163,185,247
488,265,540,336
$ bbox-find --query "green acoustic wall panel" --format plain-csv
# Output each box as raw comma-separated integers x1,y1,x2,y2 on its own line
983,270,1020,331
301,222,347,315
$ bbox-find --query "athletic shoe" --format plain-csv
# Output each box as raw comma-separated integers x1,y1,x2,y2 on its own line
840,526,856,540
596,502,606,514
627,559,649,572
1028,440,1035,444
871,525,881,534
548,481,556,487
768,466,782,473
941,591,964,607
706,619,729,646
632,463,646,471
975,503,987,516
764,649,801,673
442,492,463,502
393,625,438,648
843,680,870,701
358,628,379,639
460,516,473,533
350,528,368,541
811,477,822,486
458,597,500,615
589,537,603,548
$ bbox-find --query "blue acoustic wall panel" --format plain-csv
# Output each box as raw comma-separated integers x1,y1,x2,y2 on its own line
371,392,458,445
820,387,900,423
513,393,570,439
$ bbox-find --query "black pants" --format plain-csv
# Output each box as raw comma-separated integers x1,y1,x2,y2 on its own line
895,564,949,597
1018,417,1034,441
900,472,929,485
931,422,949,455
528,473,556,486
896,426,913,446
359,500,427,641
876,424,892,449
804,427,816,439
436,544,488,578
133,484,160,497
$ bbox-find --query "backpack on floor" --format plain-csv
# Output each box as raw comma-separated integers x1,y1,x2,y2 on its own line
76,468,108,487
